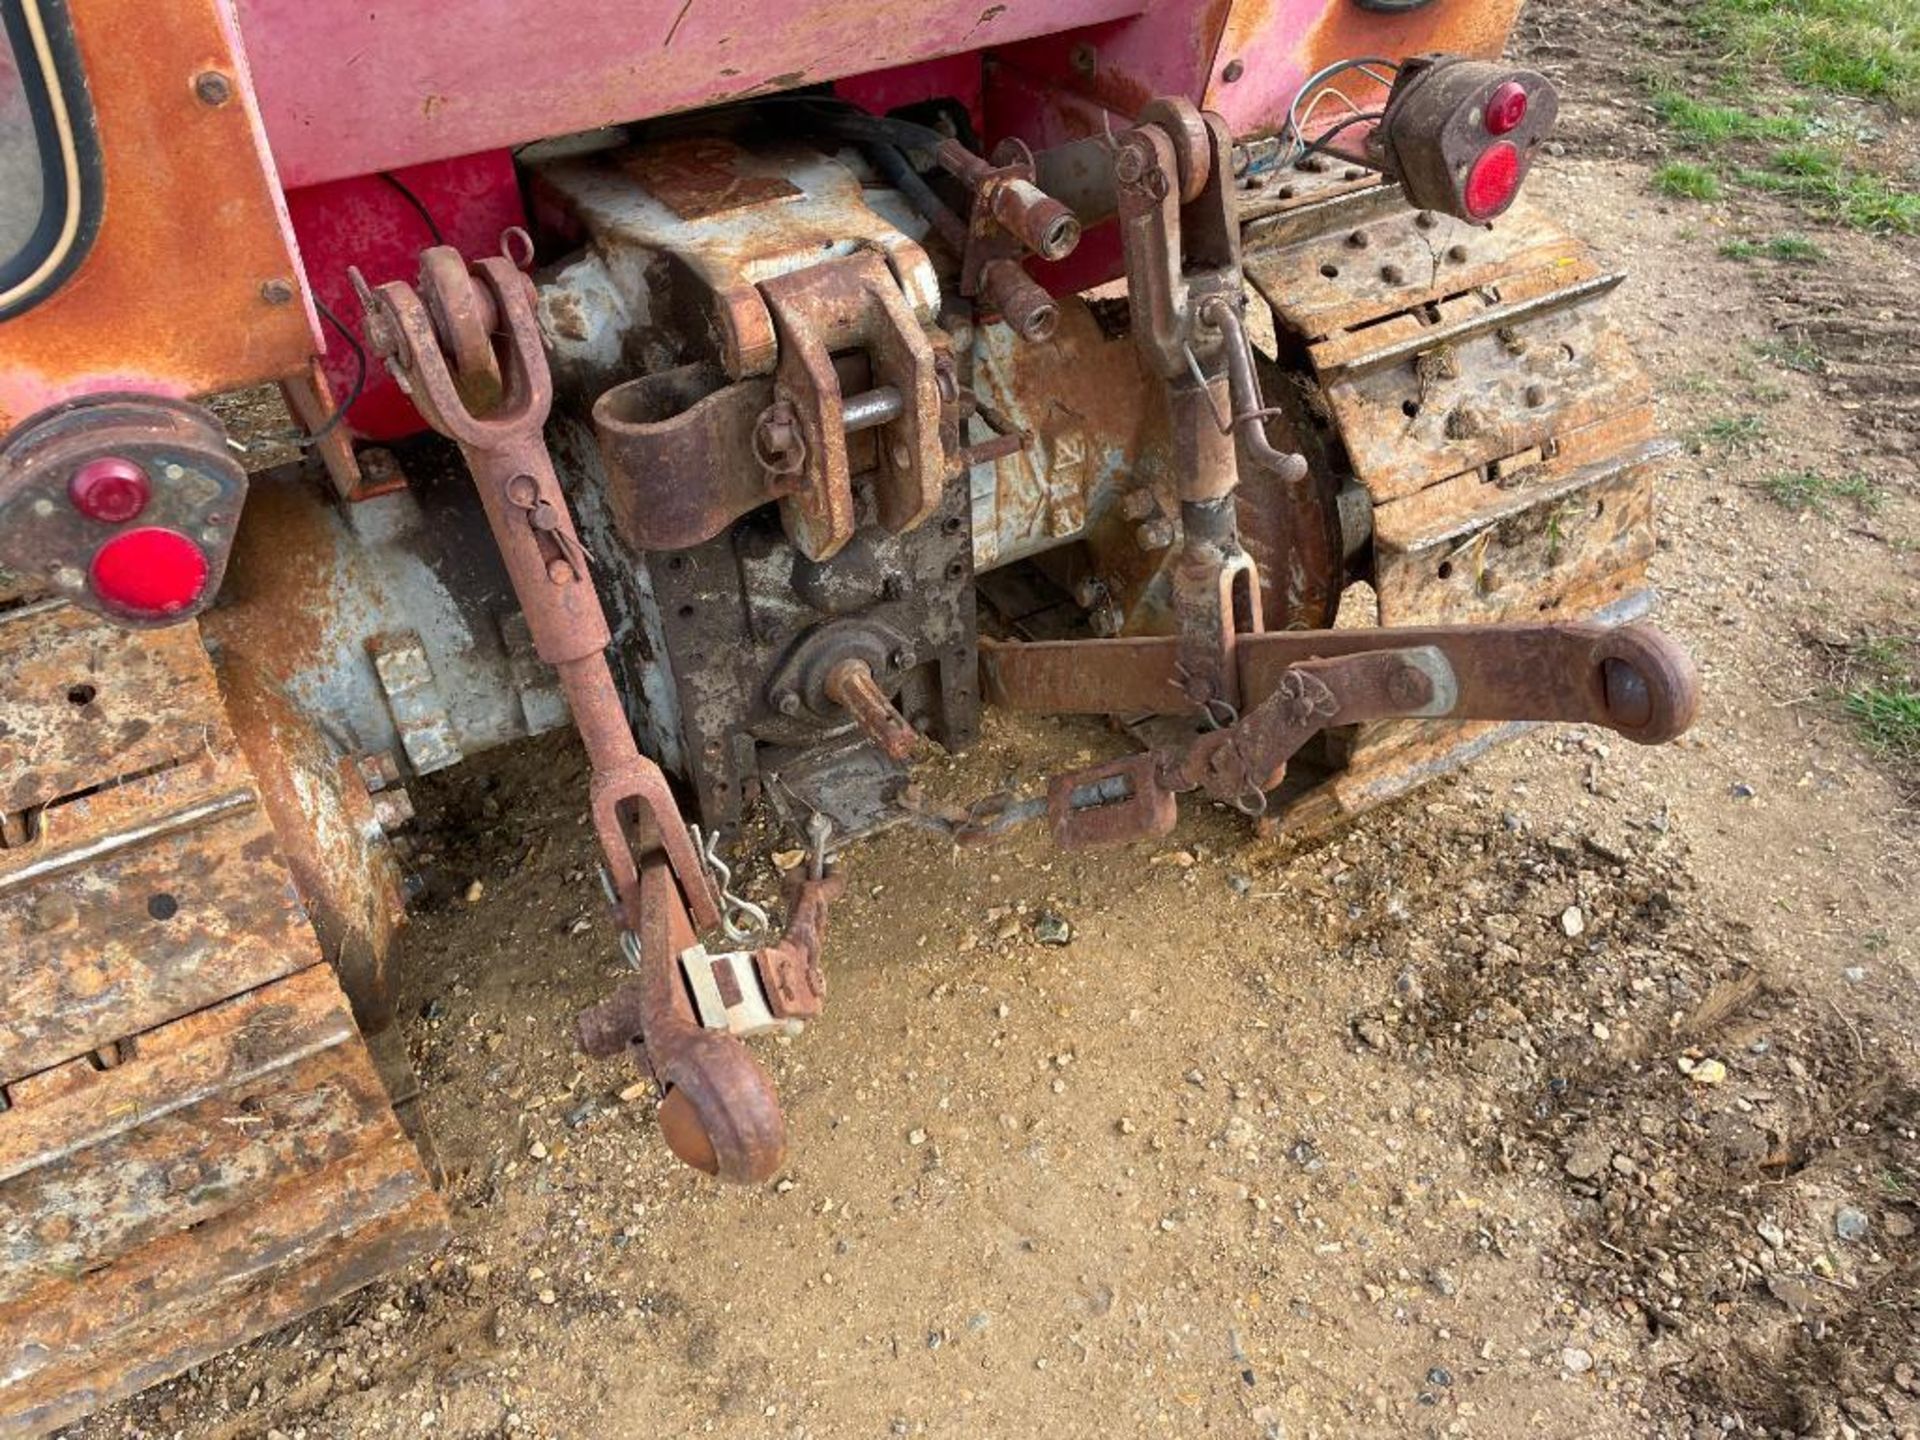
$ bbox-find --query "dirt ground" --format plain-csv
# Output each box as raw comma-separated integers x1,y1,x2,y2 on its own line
71,2,1920,1437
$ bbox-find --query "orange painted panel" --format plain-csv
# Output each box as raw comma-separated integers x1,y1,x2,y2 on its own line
0,0,315,431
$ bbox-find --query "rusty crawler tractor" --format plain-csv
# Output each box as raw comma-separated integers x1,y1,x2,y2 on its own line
1,0,1698,1428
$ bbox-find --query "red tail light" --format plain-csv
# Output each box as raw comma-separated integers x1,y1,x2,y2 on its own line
69,456,152,523
1374,56,1560,224
89,527,210,619
1484,82,1529,136
1,395,247,629
1464,142,1521,219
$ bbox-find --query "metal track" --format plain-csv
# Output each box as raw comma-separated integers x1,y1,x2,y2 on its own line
0,603,447,1437
1238,163,1672,834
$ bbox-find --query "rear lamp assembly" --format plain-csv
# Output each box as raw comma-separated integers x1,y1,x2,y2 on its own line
0,396,247,627
1370,55,1560,222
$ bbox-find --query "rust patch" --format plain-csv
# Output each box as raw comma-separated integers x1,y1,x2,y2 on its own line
622,138,804,221
0,604,224,815
199,467,354,701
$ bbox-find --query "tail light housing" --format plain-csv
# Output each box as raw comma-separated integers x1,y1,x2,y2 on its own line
1374,56,1559,223
0,396,246,628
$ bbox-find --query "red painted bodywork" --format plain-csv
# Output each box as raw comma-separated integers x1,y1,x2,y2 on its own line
4,0,1530,436
232,0,1149,189
285,153,526,441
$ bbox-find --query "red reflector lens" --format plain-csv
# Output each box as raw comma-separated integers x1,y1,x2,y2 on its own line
69,457,152,524
1464,142,1521,219
1485,81,1529,136
89,528,210,619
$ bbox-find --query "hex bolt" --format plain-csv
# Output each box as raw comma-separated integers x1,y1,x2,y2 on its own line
774,689,803,717
753,402,807,475
1119,488,1159,521
1113,142,1149,187
193,70,233,106
371,788,416,833
357,751,403,791
889,646,918,672
1073,576,1106,609
1135,517,1176,551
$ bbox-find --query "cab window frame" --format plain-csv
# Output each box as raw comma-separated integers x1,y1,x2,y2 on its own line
0,0,102,320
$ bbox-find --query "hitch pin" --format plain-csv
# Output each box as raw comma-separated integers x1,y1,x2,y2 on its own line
806,811,833,882
692,824,770,944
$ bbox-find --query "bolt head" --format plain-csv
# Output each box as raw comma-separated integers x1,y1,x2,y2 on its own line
193,71,233,106
1113,143,1149,186
1222,58,1245,84
1387,667,1428,709
1135,519,1175,550
774,690,803,717
260,277,296,305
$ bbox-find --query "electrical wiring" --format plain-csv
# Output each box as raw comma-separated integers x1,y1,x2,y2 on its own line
378,170,446,246
1294,109,1386,164
269,297,368,450
1281,56,1400,165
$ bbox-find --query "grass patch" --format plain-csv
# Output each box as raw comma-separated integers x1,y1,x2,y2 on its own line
1654,161,1722,200
1652,89,1809,145
1726,146,1920,232
1753,336,1826,374
1693,0,1920,112
1739,163,1920,232
1643,14,1920,233
1691,414,1768,453
1809,632,1920,789
1846,686,1920,759
1718,234,1827,262
1759,469,1884,514
1765,233,1826,262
